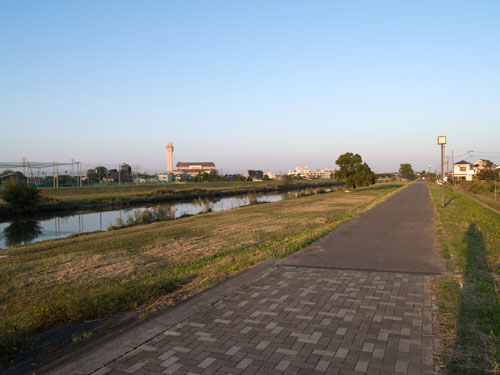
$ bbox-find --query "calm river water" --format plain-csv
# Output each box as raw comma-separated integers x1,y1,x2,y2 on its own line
0,188,332,249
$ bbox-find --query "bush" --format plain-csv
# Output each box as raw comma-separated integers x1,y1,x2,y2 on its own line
0,178,41,212
476,169,499,181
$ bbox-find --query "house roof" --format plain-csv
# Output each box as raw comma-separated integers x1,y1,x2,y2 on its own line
454,160,471,165
176,162,215,167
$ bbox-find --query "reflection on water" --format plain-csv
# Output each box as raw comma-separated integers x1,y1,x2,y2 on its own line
2,219,43,247
0,187,333,249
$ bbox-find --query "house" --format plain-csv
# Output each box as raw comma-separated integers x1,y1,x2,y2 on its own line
176,162,216,177
472,159,493,175
453,160,475,181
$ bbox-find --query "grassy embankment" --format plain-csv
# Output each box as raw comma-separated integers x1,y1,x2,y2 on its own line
0,180,337,215
0,183,402,369
452,180,500,213
429,184,500,374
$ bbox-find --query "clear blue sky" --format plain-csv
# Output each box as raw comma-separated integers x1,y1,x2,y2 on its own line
1,0,499,174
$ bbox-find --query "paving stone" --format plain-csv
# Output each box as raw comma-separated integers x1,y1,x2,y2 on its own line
93,368,111,375
95,267,440,375
354,360,369,372
236,358,253,370
275,359,291,371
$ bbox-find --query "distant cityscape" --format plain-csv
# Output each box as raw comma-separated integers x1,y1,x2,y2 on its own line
0,141,497,187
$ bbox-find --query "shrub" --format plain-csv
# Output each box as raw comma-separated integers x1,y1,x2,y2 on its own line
0,178,41,212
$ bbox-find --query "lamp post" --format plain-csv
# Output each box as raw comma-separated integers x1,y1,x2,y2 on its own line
437,136,446,208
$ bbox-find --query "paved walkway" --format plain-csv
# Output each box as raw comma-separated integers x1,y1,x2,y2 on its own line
45,182,444,375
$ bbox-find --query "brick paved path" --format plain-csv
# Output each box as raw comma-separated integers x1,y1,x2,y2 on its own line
94,266,439,375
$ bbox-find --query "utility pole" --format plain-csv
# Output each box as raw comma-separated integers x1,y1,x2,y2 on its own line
438,136,446,208
452,150,455,186
55,162,59,188
118,163,121,186
77,162,82,187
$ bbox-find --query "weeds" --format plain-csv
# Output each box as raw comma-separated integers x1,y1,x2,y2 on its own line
109,205,176,230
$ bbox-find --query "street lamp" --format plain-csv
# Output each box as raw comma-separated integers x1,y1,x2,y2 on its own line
437,136,446,208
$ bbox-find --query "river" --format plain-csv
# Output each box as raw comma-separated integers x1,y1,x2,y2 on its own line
0,187,333,249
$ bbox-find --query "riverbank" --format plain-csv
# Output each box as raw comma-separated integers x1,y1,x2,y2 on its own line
0,183,403,371
0,180,338,217
451,181,500,213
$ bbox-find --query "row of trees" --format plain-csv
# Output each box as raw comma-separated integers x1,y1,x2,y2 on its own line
86,163,135,183
193,170,271,182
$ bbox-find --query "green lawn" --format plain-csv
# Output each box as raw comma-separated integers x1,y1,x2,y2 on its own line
0,183,402,370
429,184,500,374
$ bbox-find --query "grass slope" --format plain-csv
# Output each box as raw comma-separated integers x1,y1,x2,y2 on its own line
429,184,500,374
0,183,401,369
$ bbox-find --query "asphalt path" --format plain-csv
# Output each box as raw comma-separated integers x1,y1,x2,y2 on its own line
282,181,445,274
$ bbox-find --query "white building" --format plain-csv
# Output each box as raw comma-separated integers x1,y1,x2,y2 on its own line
287,166,335,179
265,171,277,180
176,162,216,177
453,160,475,181
158,173,173,182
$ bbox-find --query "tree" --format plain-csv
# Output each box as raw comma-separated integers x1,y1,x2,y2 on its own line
0,170,25,184
194,170,220,183
399,164,416,180
263,175,270,181
120,163,132,173
477,169,499,181
86,169,97,183
119,163,133,183
334,152,377,190
0,178,41,212
94,166,108,182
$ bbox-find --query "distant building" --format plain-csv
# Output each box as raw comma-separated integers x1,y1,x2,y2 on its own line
265,171,277,180
453,160,475,181
176,162,216,177
158,173,173,182
287,166,334,179
473,159,491,174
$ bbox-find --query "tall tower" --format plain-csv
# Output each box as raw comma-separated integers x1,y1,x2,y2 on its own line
166,142,174,173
